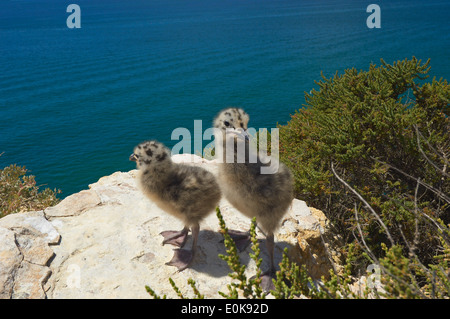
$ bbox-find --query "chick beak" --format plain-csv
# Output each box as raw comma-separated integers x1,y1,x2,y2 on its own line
242,130,249,141
236,128,250,141
226,128,250,141
129,154,138,162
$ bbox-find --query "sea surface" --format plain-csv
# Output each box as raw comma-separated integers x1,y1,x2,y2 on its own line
1,0,449,198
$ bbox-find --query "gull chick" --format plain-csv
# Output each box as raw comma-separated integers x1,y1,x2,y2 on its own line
130,140,221,271
213,107,294,290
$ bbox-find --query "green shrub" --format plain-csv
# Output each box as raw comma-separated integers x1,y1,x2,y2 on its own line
0,156,61,217
146,58,449,299
279,57,449,269
145,207,449,299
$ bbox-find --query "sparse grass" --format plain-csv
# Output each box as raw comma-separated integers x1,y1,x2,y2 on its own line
0,154,61,217
145,58,449,299
145,206,449,299
216,208,264,299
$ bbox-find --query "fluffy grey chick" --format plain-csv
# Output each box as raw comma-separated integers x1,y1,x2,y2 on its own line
130,140,221,271
213,107,294,290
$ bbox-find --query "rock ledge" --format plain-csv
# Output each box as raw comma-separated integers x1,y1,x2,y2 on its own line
0,154,340,298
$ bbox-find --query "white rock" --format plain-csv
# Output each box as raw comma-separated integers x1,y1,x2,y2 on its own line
0,227,23,298
0,212,57,299
0,210,60,244
1,155,337,299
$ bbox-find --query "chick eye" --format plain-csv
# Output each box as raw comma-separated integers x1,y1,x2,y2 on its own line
224,121,230,127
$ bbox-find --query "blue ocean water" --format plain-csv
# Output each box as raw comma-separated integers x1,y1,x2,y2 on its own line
1,0,449,198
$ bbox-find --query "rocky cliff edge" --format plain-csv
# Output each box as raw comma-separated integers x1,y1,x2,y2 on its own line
0,154,342,299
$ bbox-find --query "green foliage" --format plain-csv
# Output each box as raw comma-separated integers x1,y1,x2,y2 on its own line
279,57,449,267
145,57,450,299
0,157,61,217
216,207,264,299
187,278,205,299
145,284,166,299
271,228,449,299
145,208,449,299
145,278,203,299
271,247,321,299
378,220,450,299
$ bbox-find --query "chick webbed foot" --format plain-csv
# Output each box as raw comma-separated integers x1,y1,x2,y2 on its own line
250,268,276,293
225,229,252,252
165,224,199,272
160,227,189,248
259,233,276,292
259,269,276,292
165,248,194,272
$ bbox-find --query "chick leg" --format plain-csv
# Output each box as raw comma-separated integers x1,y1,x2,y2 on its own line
166,224,199,272
260,233,276,292
223,229,252,252
160,226,189,248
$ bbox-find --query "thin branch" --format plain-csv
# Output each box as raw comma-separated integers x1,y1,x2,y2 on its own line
331,162,395,246
319,232,342,291
397,223,414,258
353,205,428,299
414,125,449,167
371,157,450,204
412,178,420,255
354,203,379,262
415,126,450,178
419,207,446,233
